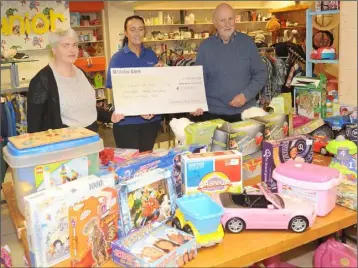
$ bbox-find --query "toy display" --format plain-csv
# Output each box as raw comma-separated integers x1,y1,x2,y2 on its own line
242,151,262,182
272,160,341,216
311,47,337,60
112,222,197,267
262,135,314,192
69,187,119,267
292,75,327,120
172,193,224,248
184,119,225,148
117,169,177,238
3,128,104,216
181,150,243,195
211,120,265,155
251,113,290,140
24,174,116,267
313,135,330,155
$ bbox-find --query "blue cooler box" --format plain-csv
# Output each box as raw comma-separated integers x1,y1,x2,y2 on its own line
3,128,104,216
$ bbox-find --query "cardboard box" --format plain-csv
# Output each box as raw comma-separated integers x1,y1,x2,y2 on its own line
268,93,294,136
181,150,243,195
251,113,290,140
262,136,314,192
185,119,225,147
211,120,265,156
24,174,116,267
117,169,177,238
112,222,197,267
292,75,327,119
242,151,262,182
337,180,357,211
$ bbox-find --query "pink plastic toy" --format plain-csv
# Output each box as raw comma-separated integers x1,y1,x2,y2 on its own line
273,160,341,216
314,238,357,267
213,184,316,233
251,255,298,267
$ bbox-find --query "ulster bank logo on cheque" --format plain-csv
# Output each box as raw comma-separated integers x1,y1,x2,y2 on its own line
197,172,232,193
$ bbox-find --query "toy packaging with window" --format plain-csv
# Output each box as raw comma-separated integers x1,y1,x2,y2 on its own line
184,119,225,148
181,150,243,195
268,93,294,135
272,160,341,216
24,173,115,267
69,187,119,267
292,75,327,120
262,135,314,192
210,120,265,156
3,128,103,216
251,113,290,140
111,222,197,267
242,151,262,182
117,169,177,238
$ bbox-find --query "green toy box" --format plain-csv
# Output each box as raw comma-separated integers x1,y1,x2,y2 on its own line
185,119,225,148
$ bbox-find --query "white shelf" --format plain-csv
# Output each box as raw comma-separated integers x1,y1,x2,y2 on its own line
145,21,267,27
308,10,340,16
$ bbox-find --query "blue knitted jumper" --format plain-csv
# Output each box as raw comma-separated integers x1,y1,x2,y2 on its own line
195,32,268,115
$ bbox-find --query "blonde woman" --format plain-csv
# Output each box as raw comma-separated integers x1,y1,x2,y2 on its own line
27,28,123,133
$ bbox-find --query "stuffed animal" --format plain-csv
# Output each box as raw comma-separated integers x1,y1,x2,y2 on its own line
1,48,17,60
241,107,268,120
169,117,193,146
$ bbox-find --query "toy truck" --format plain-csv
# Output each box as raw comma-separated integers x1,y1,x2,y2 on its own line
172,193,224,248
312,115,357,139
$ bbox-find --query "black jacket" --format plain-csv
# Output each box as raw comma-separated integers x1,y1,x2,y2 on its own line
27,65,112,133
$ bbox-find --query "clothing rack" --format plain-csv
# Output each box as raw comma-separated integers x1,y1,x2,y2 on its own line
288,47,306,64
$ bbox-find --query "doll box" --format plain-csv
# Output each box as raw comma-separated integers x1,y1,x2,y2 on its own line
262,135,314,193
111,222,197,267
211,120,265,156
184,119,225,148
24,173,115,267
181,150,243,195
272,160,341,216
117,169,177,238
3,128,103,216
251,113,290,140
69,187,119,267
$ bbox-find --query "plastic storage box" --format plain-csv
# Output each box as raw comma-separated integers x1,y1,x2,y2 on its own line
272,160,341,216
3,128,104,216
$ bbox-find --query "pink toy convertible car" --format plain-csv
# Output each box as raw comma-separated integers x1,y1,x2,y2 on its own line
212,184,316,233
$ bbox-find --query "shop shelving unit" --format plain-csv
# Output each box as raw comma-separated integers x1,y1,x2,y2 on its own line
305,9,340,77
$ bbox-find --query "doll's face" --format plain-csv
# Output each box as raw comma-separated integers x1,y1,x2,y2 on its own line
155,240,177,252
290,147,298,159
167,232,184,245
142,247,164,262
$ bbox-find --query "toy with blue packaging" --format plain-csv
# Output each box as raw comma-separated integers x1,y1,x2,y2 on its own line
3,128,104,216
117,169,177,238
111,221,197,267
24,173,115,267
172,193,224,248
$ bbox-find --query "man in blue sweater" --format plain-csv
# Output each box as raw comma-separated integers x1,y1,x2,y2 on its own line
192,3,267,122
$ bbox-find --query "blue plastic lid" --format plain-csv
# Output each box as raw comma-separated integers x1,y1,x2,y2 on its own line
7,135,100,156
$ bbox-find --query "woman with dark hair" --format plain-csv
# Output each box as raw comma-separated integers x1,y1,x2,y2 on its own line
106,15,163,152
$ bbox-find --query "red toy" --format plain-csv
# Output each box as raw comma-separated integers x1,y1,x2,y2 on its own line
313,135,330,155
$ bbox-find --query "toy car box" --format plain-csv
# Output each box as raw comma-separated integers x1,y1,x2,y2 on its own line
3,128,103,216
117,169,177,238
69,187,119,267
211,120,265,156
24,173,115,267
262,135,314,192
111,222,197,267
242,151,262,182
181,150,243,195
185,119,225,148
292,75,327,120
251,113,290,140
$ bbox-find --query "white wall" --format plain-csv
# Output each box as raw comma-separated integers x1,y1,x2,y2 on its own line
338,1,357,106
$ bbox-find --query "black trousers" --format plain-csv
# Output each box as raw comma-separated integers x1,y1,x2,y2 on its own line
113,121,161,152
190,112,242,123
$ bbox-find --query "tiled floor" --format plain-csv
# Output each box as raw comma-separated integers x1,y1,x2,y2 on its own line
1,126,356,266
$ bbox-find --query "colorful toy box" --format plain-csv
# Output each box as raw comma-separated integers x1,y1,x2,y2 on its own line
3,128,103,216
117,169,177,238
272,160,341,216
181,150,243,195
292,75,327,120
111,222,197,267
251,113,290,140
69,187,119,267
184,119,225,148
262,135,314,192
24,173,115,267
242,151,262,182
211,120,265,156
267,93,294,136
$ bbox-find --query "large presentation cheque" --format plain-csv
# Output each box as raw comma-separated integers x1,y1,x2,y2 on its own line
111,66,208,116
